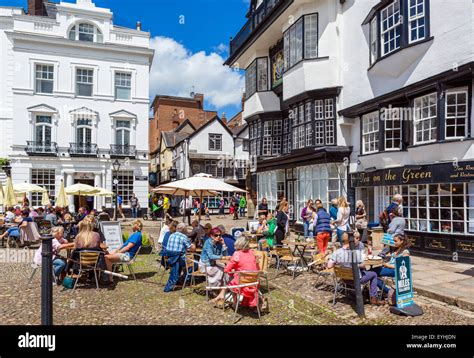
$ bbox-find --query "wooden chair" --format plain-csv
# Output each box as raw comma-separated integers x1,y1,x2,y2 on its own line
230,270,261,323
112,246,141,280
253,250,270,293
182,253,209,298
73,251,101,290
273,246,303,279
332,265,370,305
307,253,334,288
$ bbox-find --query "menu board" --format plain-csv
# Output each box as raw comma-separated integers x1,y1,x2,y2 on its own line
100,221,123,253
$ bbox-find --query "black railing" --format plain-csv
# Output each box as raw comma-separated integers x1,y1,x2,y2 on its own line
229,0,285,57
68,143,98,156
25,141,58,156
110,144,136,158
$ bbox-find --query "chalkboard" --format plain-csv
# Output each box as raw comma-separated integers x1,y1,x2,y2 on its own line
100,221,123,253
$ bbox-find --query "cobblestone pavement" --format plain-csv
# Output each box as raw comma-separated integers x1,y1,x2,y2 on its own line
0,248,472,325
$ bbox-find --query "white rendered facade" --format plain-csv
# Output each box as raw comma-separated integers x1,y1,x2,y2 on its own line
0,0,154,212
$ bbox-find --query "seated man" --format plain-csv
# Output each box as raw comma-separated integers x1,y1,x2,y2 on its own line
187,220,205,247
218,225,236,256
163,223,195,292
159,220,178,266
0,225,21,245
98,206,110,221
326,232,385,306
5,207,15,223
104,220,143,283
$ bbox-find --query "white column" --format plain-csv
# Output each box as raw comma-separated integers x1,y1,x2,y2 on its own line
66,173,74,212
94,173,102,209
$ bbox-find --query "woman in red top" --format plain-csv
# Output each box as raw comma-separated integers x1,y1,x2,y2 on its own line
224,237,260,308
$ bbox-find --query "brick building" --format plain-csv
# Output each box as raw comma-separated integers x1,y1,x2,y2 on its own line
149,93,217,182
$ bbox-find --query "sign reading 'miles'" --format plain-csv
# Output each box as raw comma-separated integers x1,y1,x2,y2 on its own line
395,256,414,308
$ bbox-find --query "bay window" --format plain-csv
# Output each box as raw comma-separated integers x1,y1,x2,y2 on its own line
245,57,268,99
284,13,319,71
368,0,430,64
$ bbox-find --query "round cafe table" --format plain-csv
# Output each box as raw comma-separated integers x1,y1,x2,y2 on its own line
282,240,314,267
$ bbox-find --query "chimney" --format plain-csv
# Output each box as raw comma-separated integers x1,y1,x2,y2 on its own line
193,93,204,109
28,0,45,16
241,93,245,111
221,113,227,125
172,109,180,129
136,21,142,31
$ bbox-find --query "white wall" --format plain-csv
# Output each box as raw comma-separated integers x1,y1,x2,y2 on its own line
188,120,234,156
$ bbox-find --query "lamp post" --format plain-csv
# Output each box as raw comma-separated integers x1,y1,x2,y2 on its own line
112,159,121,221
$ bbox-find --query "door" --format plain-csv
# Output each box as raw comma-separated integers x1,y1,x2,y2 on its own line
285,168,295,221
74,179,95,211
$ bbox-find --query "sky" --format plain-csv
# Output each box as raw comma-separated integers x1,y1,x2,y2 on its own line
1,0,250,119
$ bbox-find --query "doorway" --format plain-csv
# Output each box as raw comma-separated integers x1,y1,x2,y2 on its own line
74,179,95,211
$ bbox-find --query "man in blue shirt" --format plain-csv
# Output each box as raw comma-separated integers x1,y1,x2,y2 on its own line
104,220,143,283
164,223,195,292
218,225,235,256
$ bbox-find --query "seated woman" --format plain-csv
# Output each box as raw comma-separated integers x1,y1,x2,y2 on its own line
326,232,385,305
104,220,143,283
199,228,228,303
223,237,260,309
372,234,410,302
34,226,74,283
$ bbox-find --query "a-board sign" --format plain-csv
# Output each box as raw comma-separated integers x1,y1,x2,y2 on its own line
395,256,414,309
247,220,259,233
100,221,123,253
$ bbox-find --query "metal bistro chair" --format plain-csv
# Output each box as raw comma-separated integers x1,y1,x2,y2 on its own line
182,253,209,298
273,246,304,279
230,270,261,323
112,246,142,281
332,265,370,305
73,250,101,290
307,253,334,288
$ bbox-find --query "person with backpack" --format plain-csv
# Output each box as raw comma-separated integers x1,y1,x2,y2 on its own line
379,194,403,232
239,195,247,218
313,199,332,255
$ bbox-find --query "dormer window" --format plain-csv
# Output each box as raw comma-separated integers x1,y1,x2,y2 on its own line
69,23,103,43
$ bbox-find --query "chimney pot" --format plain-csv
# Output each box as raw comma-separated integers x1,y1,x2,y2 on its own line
136,21,142,31
28,0,45,16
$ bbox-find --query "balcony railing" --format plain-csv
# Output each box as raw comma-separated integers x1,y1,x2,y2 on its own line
68,143,98,156
110,144,136,158
25,141,58,156
229,0,286,58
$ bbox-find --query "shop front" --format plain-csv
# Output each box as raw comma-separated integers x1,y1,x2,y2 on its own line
351,161,474,263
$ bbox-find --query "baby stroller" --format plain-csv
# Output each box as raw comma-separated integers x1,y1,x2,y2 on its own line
143,204,161,221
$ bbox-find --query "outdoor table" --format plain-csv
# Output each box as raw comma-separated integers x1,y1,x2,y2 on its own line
216,256,231,269
282,240,313,267
363,258,384,270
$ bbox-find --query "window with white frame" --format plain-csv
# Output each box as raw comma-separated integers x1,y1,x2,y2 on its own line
117,171,134,204
115,72,132,100
245,61,257,99
69,23,103,43
35,65,54,94
380,1,402,56
384,107,402,150
76,118,93,145
362,111,379,154
31,169,55,207
35,115,52,144
263,137,272,156
315,121,324,146
205,160,224,178
304,13,318,59
208,133,222,151
315,98,336,146
315,100,324,119
325,99,334,118
245,58,268,98
413,92,437,144
369,0,429,64
115,120,131,146
408,0,426,43
76,68,93,97
306,123,313,146
445,89,468,139
257,58,268,92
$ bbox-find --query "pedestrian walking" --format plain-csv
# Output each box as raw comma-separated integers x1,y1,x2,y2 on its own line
129,193,140,219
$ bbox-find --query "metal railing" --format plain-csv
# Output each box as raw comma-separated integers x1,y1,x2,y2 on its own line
68,143,98,156
25,141,58,155
109,144,136,157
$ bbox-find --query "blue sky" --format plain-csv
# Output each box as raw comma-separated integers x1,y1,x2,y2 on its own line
2,0,249,118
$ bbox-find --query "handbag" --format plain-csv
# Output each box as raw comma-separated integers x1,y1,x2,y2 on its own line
62,276,74,290
355,218,368,230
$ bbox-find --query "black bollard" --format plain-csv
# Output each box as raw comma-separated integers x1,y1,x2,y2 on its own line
348,232,365,318
41,234,53,326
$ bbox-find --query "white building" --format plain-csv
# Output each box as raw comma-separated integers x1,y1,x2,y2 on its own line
225,0,474,262
172,116,249,185
0,0,154,213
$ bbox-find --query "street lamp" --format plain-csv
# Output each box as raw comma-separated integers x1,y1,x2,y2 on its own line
112,159,121,221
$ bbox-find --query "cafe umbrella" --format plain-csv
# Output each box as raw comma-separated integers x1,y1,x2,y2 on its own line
3,177,17,208
65,183,101,196
55,180,69,208
156,173,247,222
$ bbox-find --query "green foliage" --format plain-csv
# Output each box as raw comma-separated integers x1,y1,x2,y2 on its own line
0,158,9,166
122,230,150,246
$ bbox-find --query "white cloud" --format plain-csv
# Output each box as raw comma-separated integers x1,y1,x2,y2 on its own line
149,36,244,110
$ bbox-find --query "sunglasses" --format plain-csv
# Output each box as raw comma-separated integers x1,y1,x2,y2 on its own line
212,234,222,237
